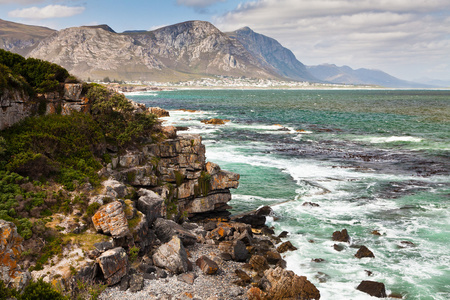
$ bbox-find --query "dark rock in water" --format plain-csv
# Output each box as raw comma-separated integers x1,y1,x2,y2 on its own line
203,221,217,231
355,245,375,258
365,270,373,276
256,205,272,216
234,214,266,228
119,274,130,291
389,292,404,299
261,226,275,236
315,272,331,283
278,231,289,238
96,247,128,286
129,274,144,293
333,244,345,252
177,273,196,285
277,241,298,253
371,230,382,236
357,280,387,298
153,218,198,246
312,258,325,263
265,250,282,265
196,255,219,275
302,202,320,207
399,241,415,248
332,229,350,242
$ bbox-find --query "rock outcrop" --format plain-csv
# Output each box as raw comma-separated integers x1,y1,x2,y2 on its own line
96,247,128,286
356,280,387,298
0,220,30,290
1,83,90,130
92,201,130,238
153,236,190,274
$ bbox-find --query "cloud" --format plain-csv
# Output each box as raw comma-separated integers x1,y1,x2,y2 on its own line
214,0,450,80
176,0,225,8
8,4,85,19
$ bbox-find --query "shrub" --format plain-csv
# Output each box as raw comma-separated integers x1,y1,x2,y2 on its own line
19,278,67,300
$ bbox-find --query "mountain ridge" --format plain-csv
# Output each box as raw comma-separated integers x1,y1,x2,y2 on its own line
0,18,436,87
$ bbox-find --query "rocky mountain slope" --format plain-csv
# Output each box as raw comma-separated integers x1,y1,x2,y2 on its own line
0,19,54,56
26,21,279,82
307,64,433,88
227,27,318,82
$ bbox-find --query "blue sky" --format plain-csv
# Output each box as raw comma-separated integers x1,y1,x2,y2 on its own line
1,0,449,81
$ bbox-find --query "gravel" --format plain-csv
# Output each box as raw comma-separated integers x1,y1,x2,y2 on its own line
99,242,249,300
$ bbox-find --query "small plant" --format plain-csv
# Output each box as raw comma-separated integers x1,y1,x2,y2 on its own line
198,171,212,197
129,245,140,262
174,170,185,187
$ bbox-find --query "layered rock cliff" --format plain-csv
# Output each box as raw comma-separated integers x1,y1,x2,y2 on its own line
0,83,89,130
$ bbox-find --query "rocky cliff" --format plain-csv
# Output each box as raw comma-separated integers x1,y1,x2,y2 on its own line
0,83,89,130
25,21,278,82
227,27,318,82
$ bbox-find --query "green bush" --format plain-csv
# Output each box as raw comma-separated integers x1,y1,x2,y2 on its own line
19,278,67,300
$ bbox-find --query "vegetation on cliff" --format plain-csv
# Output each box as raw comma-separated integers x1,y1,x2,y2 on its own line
0,49,73,95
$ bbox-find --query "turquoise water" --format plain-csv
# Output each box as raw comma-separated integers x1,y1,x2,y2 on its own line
129,90,450,299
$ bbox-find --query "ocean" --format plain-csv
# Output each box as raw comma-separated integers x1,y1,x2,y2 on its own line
128,89,450,300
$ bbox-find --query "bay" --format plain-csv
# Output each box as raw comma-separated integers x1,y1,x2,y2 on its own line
129,89,450,299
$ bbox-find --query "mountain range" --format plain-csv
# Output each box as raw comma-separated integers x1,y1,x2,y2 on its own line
0,18,439,88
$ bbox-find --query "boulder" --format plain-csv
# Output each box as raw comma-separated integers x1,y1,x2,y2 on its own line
148,107,170,117
0,220,30,290
356,280,387,298
263,267,320,300
129,274,144,293
233,240,249,262
256,206,273,216
102,179,128,198
153,218,198,246
355,246,375,258
332,229,350,242
276,241,298,253
96,247,128,286
208,223,234,241
248,287,267,300
196,256,219,275
235,269,252,284
137,189,164,225
162,126,177,139
201,118,229,125
265,251,282,265
92,201,130,238
153,236,190,274
177,273,196,285
234,213,266,229
249,255,270,274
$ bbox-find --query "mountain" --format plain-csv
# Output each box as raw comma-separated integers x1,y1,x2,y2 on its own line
307,64,433,88
24,21,279,82
226,27,318,82
0,19,55,56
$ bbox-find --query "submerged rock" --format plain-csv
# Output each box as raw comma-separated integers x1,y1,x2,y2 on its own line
332,229,350,242
355,245,375,258
356,280,387,298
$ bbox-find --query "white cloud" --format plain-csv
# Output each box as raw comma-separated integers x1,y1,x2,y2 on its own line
8,4,85,19
214,0,450,80
177,0,225,8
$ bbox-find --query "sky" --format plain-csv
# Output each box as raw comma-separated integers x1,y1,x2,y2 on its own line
1,0,449,81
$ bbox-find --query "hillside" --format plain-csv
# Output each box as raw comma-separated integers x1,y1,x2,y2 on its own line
0,19,55,56
227,27,318,82
307,64,433,88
